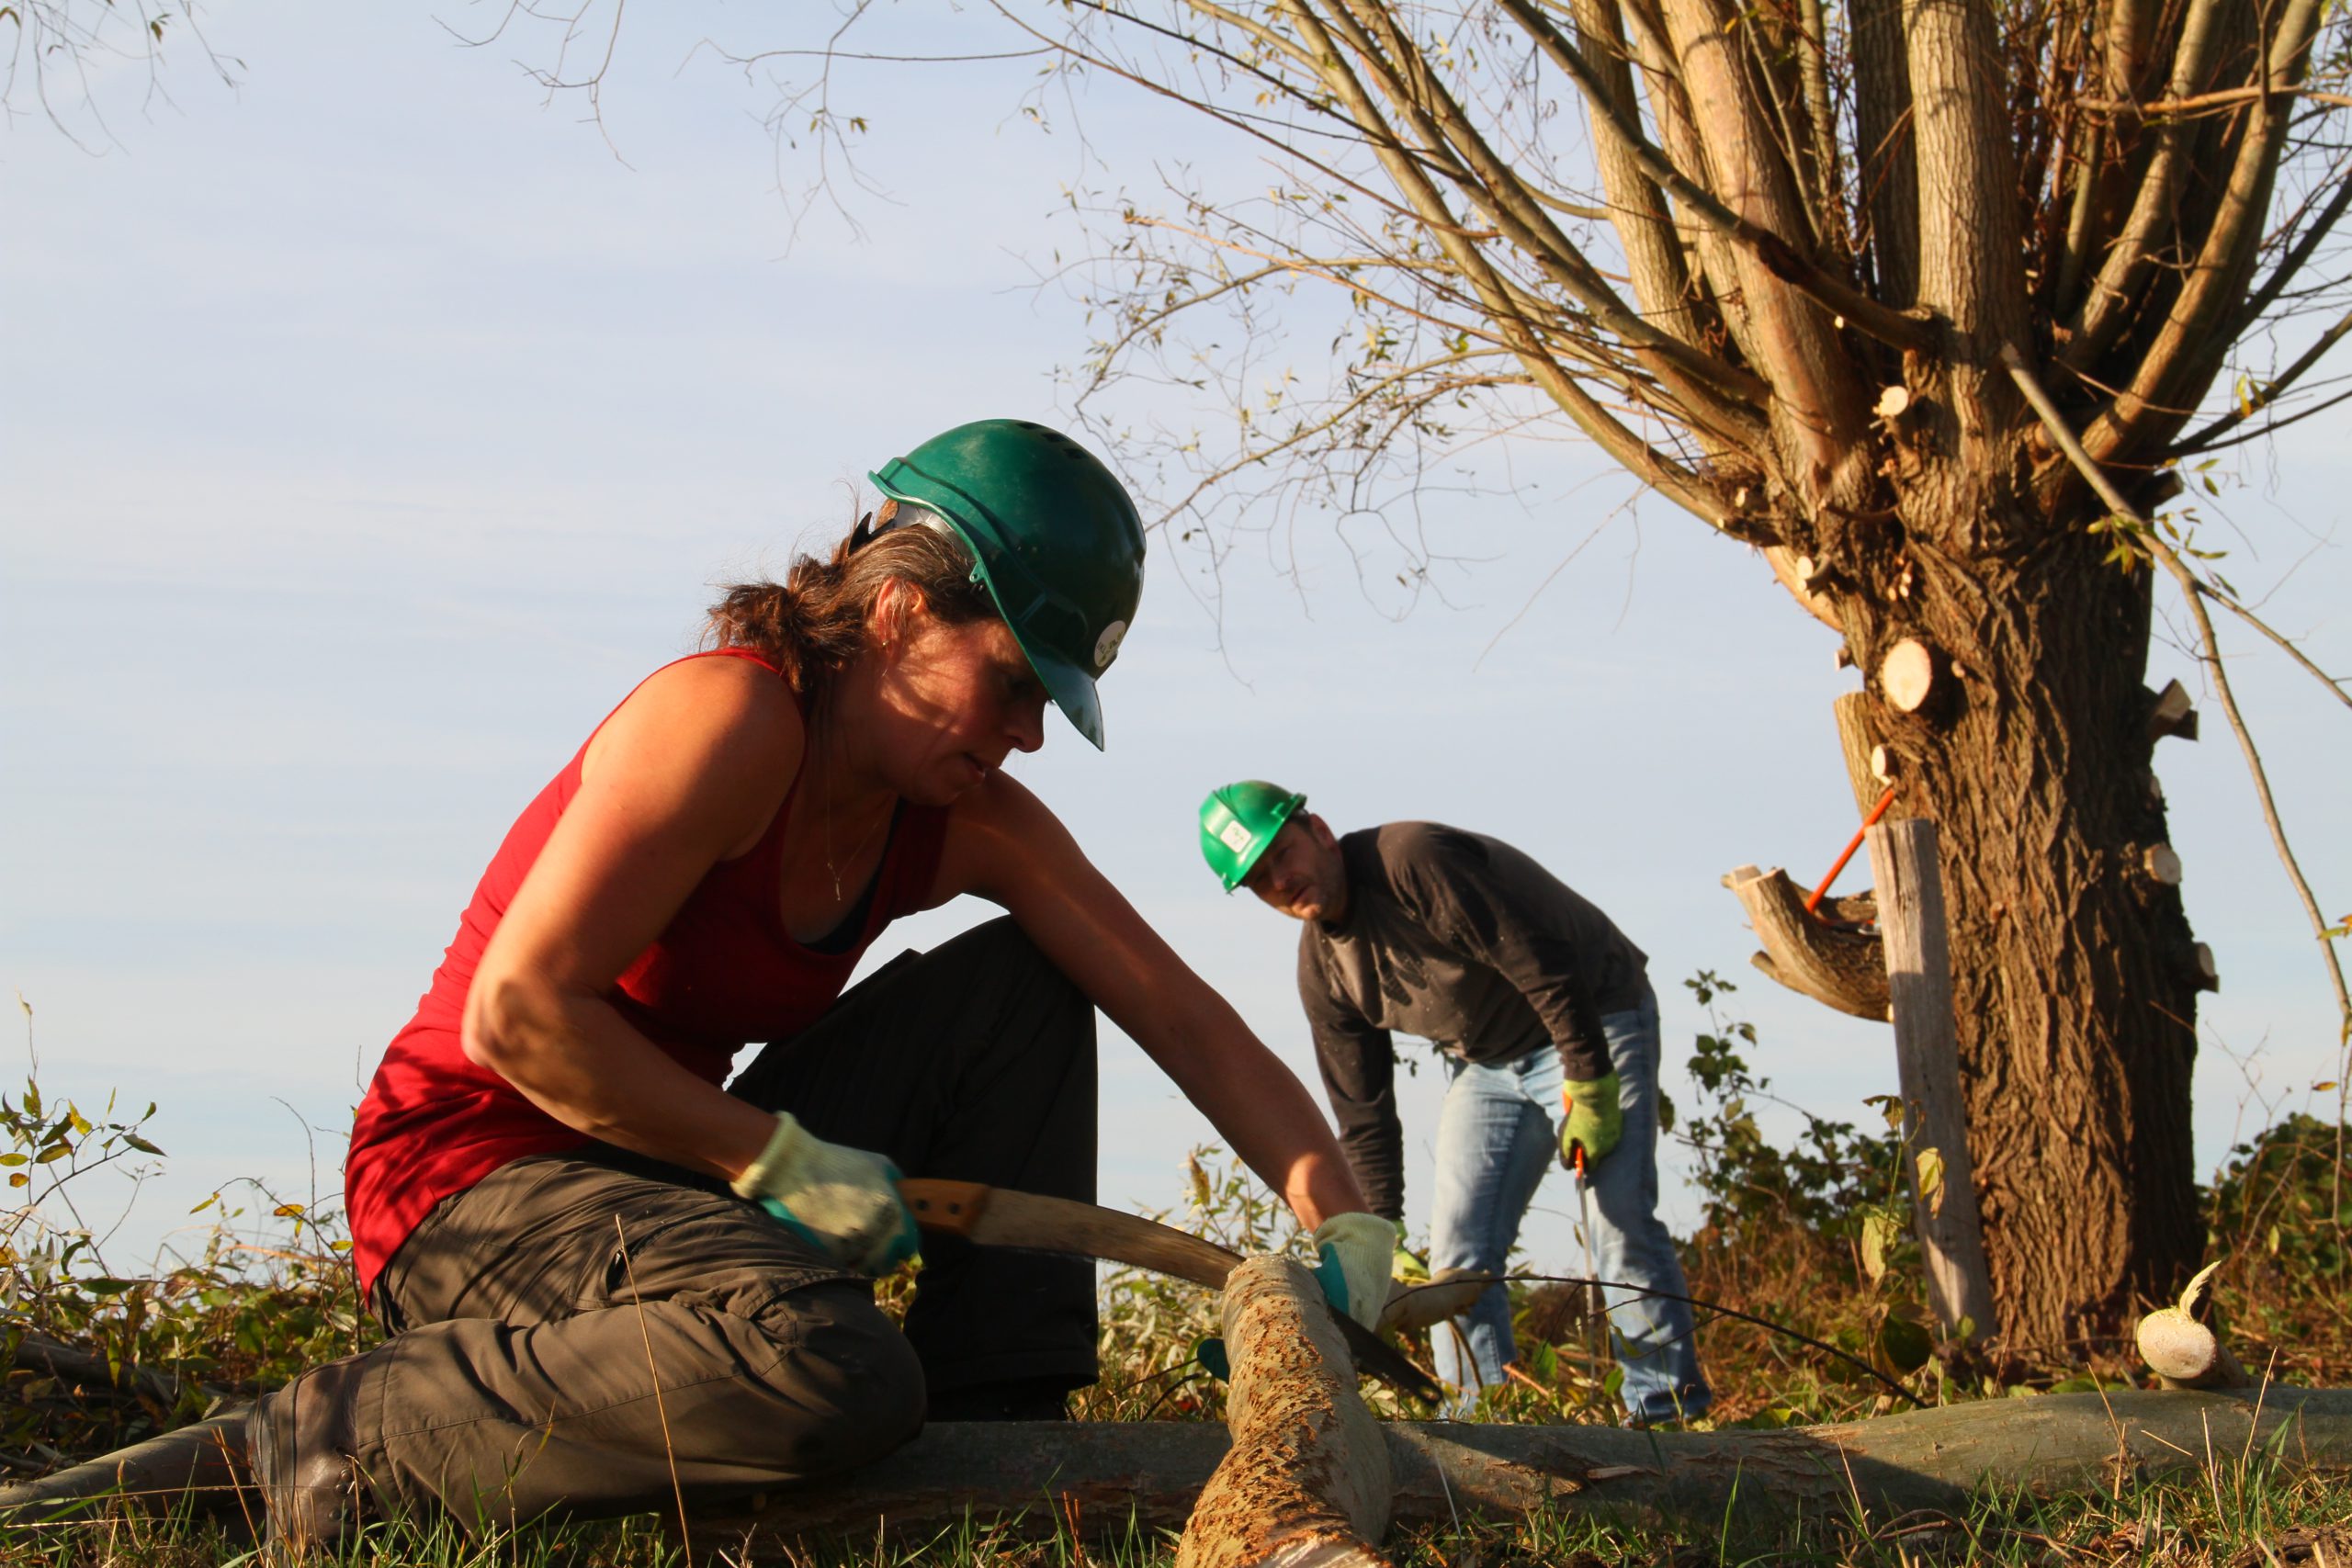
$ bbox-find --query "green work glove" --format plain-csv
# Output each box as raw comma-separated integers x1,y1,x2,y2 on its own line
1559,1071,1624,1168
732,1112,919,1275
1309,1212,1396,1332
1381,1268,1490,1334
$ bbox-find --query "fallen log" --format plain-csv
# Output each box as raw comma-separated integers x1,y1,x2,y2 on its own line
9,1392,2352,1544
685,1388,2352,1551
1178,1256,1391,1568
0,1411,248,1519
1723,864,1890,1021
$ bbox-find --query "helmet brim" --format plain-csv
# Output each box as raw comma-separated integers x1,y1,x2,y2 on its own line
1019,637,1106,750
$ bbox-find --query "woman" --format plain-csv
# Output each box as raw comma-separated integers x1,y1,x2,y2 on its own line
250,419,1394,1548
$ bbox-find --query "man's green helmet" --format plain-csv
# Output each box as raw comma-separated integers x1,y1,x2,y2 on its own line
871,419,1148,750
1199,781,1306,892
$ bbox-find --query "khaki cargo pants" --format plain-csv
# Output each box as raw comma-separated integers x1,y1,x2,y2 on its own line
338,917,1099,1530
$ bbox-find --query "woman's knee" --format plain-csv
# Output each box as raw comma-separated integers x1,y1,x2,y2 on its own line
739,1284,925,1472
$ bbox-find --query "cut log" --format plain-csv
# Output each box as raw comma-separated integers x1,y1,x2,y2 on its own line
1723,865,1890,1021
2147,679,2199,741
2143,844,2183,886
1179,1256,1392,1568
684,1390,2352,1551
1879,638,1938,714
1867,822,2000,1346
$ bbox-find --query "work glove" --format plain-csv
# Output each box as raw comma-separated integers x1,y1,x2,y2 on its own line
731,1111,920,1275
1381,1268,1491,1334
1309,1212,1396,1333
1559,1070,1623,1168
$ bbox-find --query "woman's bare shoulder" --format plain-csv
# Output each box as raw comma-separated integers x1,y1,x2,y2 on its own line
584,654,806,798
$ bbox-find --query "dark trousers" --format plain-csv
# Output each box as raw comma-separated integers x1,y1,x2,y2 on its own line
341,917,1099,1528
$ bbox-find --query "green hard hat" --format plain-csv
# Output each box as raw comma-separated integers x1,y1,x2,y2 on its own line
1199,781,1306,892
871,419,1147,750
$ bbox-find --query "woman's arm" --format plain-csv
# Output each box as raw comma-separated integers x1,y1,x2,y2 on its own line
460,656,794,1184
936,774,1370,1229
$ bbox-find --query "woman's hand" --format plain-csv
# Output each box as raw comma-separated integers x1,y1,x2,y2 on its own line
937,773,1372,1232
461,657,799,1182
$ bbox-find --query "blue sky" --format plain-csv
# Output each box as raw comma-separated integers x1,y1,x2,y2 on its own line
4,3,2347,1279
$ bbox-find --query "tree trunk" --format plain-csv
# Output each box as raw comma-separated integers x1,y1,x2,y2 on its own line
1853,516,2200,1350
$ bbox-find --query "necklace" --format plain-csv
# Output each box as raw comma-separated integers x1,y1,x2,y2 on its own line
814,717,888,904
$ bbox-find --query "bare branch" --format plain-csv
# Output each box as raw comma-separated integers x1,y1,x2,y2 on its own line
1496,0,1935,352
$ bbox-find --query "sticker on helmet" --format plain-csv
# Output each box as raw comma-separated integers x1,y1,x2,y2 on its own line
1093,619,1129,670
1219,820,1256,854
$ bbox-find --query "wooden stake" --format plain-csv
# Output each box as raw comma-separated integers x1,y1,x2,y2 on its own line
1866,821,2000,1345
1177,1257,1393,1568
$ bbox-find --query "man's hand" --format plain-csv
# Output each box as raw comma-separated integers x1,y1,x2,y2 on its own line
732,1112,919,1275
1310,1212,1396,1332
1559,1071,1623,1167
1381,1267,1489,1333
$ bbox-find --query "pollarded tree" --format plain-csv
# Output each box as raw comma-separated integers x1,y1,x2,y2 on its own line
823,0,2347,1349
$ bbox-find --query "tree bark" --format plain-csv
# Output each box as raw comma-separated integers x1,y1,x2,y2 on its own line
1850,528,2201,1349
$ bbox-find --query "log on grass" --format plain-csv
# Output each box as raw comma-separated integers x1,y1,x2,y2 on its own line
0,1410,249,1519
1178,1255,1392,1568
1723,864,1890,1021
688,1389,2352,1551
20,1392,2352,1544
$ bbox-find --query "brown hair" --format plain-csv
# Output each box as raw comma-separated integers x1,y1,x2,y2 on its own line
703,506,999,705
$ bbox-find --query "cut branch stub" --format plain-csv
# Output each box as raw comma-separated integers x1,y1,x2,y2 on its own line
2147,679,2200,742
2193,942,2221,992
2135,1261,2252,1390
1879,637,1939,714
2143,844,2184,886
1723,864,1891,1021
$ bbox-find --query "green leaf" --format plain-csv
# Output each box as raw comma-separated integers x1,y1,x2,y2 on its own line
1860,1210,1902,1283
1915,1147,1946,1217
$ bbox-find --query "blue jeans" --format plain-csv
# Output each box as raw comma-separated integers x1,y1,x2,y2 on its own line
1426,980,1710,1424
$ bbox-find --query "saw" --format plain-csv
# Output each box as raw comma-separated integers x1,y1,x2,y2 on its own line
899,1178,1440,1403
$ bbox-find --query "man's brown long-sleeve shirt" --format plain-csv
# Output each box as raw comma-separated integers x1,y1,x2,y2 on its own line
1298,822,1648,1222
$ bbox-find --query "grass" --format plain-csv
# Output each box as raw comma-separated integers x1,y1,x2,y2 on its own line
4,1450,2348,1566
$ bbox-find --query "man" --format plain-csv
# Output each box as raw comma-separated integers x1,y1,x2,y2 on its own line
1199,781,1709,1425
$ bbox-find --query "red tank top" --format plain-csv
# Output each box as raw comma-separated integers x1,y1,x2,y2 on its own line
345,650,950,1292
